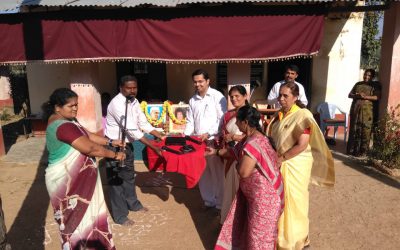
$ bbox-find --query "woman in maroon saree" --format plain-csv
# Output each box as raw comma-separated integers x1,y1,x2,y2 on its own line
45,88,125,249
208,106,284,250
220,85,248,223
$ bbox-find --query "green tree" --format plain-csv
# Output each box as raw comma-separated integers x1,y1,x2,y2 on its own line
361,1,383,71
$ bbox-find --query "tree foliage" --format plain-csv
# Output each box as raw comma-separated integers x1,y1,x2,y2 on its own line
361,1,383,71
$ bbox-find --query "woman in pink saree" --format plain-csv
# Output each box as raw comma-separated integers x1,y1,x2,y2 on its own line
45,88,125,249
208,106,284,249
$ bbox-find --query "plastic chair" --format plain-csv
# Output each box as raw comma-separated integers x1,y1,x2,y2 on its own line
316,102,348,144
252,99,277,130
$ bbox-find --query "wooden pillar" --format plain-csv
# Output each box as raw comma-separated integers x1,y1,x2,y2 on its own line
69,63,103,134
379,2,400,117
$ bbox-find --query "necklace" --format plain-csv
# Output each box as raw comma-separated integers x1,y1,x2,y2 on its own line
247,128,258,138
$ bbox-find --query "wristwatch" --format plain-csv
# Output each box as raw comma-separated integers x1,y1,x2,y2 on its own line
107,139,113,147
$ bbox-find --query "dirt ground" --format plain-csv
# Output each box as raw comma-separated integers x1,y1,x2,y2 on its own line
0,140,399,250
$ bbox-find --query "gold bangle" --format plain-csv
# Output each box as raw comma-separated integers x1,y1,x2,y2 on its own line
216,149,220,156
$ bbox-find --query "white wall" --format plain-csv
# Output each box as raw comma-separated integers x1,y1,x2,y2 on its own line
312,12,364,113
27,63,70,114
0,76,11,100
27,62,117,115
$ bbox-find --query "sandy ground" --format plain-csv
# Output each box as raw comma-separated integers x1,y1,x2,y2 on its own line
0,139,399,250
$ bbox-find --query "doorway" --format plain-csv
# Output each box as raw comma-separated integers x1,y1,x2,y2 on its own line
267,58,312,105
116,62,168,102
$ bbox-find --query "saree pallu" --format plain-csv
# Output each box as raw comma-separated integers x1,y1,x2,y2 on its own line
216,135,283,250
220,110,241,224
46,121,114,250
216,170,282,250
267,108,335,250
220,161,240,224
277,146,313,250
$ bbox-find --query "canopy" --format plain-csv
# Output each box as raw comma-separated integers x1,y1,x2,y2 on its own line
0,14,324,64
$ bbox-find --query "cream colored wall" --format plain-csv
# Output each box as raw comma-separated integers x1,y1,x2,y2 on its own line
166,64,216,103
15,62,119,153
27,62,117,133
312,12,364,113
27,63,70,114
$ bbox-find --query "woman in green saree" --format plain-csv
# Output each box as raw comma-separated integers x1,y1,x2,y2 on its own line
45,88,125,249
347,69,381,156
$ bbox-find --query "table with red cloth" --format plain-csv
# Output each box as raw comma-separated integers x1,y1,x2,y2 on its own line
146,137,207,188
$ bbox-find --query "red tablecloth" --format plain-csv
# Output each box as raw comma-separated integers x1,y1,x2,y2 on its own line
146,137,206,188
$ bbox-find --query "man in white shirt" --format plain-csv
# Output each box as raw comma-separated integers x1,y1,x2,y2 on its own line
184,69,227,210
105,75,164,226
267,64,308,108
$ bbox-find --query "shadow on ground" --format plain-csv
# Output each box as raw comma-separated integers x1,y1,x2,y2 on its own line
6,150,49,250
1,119,30,153
332,151,400,189
135,170,220,250
328,137,400,189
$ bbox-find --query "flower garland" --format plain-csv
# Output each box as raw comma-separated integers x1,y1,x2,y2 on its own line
166,102,187,125
140,100,187,126
140,101,167,126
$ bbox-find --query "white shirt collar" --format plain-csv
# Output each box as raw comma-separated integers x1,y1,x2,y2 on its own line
116,92,138,105
195,86,211,99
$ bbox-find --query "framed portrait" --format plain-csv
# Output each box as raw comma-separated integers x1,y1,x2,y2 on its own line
146,103,165,129
227,83,251,110
168,104,189,134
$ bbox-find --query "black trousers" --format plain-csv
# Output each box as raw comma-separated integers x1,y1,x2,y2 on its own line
106,143,143,224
